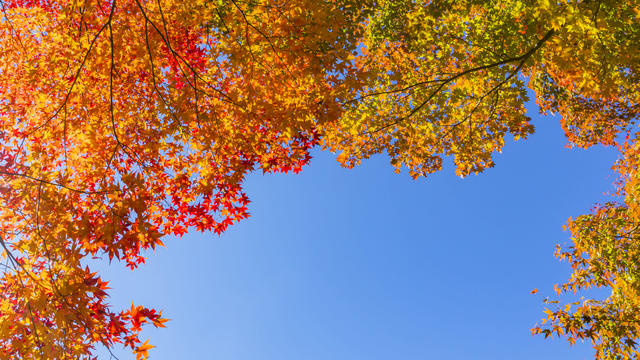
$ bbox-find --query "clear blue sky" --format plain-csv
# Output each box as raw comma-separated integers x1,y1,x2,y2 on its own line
97,103,618,360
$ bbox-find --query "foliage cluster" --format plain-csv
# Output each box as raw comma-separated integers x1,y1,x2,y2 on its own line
0,0,639,358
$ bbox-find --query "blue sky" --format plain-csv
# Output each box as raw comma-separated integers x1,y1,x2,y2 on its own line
98,105,619,360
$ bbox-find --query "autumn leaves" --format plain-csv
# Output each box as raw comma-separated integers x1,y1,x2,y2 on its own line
0,0,639,359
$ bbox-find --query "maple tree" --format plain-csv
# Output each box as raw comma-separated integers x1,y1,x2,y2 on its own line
0,0,639,359
322,1,640,359
0,0,366,358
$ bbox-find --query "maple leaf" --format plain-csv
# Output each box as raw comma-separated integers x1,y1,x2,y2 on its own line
134,340,155,360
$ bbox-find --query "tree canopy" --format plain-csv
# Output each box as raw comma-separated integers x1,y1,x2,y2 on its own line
0,0,638,358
